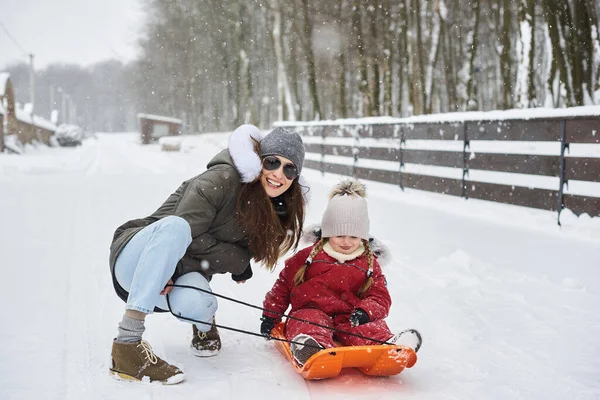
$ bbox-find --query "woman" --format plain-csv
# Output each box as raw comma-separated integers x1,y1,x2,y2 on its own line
108,124,307,384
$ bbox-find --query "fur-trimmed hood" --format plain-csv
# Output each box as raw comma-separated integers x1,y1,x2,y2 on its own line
227,124,310,201
300,224,391,267
228,124,266,183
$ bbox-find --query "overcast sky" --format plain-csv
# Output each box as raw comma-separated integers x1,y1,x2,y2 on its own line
0,0,144,70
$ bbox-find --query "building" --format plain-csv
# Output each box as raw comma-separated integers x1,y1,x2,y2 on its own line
137,113,183,145
1,72,56,152
0,72,16,152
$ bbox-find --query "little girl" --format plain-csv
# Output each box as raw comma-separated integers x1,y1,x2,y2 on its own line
260,180,421,365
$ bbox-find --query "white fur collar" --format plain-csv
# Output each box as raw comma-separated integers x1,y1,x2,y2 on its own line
301,224,391,267
322,242,365,263
227,124,311,203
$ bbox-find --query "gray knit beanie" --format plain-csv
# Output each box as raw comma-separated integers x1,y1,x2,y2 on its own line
321,180,370,240
260,127,305,176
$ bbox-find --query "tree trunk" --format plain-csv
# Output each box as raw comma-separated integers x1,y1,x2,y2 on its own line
438,0,456,111
464,0,481,110
290,1,303,119
338,0,348,118
269,0,296,121
542,0,575,106
301,0,322,119
368,0,381,116
425,0,442,114
500,0,513,109
526,0,537,106
352,0,371,116
397,0,410,115
381,0,392,115
413,0,427,114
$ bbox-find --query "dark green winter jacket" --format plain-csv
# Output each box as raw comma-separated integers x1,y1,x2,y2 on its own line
109,149,251,303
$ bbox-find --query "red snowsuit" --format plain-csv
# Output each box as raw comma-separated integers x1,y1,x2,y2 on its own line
263,244,393,348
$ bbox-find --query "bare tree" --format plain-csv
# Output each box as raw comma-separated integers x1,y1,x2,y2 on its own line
269,0,297,121
500,0,514,109
125,0,599,131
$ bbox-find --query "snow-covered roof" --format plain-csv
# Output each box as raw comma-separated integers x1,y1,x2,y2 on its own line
15,108,58,132
276,105,600,127
0,72,9,97
137,113,183,125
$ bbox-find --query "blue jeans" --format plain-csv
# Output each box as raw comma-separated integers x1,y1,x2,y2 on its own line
114,215,217,332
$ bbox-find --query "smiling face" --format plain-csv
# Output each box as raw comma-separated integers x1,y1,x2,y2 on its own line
328,236,362,254
260,155,295,198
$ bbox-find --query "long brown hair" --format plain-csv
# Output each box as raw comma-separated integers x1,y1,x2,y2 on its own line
294,238,375,298
236,171,305,271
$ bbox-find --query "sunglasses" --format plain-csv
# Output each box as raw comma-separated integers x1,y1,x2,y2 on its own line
262,156,298,180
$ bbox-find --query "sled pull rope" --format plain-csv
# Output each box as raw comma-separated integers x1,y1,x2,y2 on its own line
165,283,397,347
165,291,324,350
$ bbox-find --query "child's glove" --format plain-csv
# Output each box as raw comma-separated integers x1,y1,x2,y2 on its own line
349,308,370,327
260,316,276,338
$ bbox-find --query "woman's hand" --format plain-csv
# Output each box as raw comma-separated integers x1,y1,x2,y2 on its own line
160,279,174,295
231,263,253,283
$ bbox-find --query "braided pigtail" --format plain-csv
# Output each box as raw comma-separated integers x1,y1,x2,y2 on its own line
357,239,374,298
293,238,327,286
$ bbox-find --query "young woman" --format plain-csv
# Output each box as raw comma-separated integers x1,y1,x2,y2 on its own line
108,124,307,384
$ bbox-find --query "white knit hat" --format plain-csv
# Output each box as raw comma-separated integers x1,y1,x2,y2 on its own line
321,180,370,240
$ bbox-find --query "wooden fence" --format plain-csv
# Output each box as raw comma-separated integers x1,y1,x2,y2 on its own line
279,115,600,221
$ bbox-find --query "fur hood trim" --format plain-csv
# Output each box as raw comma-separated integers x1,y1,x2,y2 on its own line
228,124,266,183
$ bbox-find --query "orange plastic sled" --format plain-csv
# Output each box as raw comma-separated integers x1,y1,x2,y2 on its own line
271,323,417,380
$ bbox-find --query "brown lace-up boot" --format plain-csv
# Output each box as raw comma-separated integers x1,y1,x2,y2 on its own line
190,319,221,357
110,340,185,384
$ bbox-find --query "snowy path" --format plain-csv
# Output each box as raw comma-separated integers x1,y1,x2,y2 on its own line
1,133,599,400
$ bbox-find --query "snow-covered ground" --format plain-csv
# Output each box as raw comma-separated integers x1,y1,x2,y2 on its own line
1,132,599,400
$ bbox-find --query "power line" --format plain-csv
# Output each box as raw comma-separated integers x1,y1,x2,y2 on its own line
0,20,29,56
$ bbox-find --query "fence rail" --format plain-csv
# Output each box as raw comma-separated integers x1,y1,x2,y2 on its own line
280,114,600,222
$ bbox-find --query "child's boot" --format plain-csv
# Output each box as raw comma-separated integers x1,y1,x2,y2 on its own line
290,334,323,366
390,329,422,352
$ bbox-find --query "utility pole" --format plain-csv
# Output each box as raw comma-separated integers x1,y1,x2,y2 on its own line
69,96,76,124
50,85,55,111
29,53,42,141
29,53,35,114
60,88,67,124
50,85,55,121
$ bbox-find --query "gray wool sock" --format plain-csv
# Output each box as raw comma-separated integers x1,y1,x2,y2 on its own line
115,315,146,344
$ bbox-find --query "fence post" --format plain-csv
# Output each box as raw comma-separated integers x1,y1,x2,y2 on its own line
352,125,361,178
319,126,325,175
399,124,404,190
557,119,569,225
462,122,469,199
